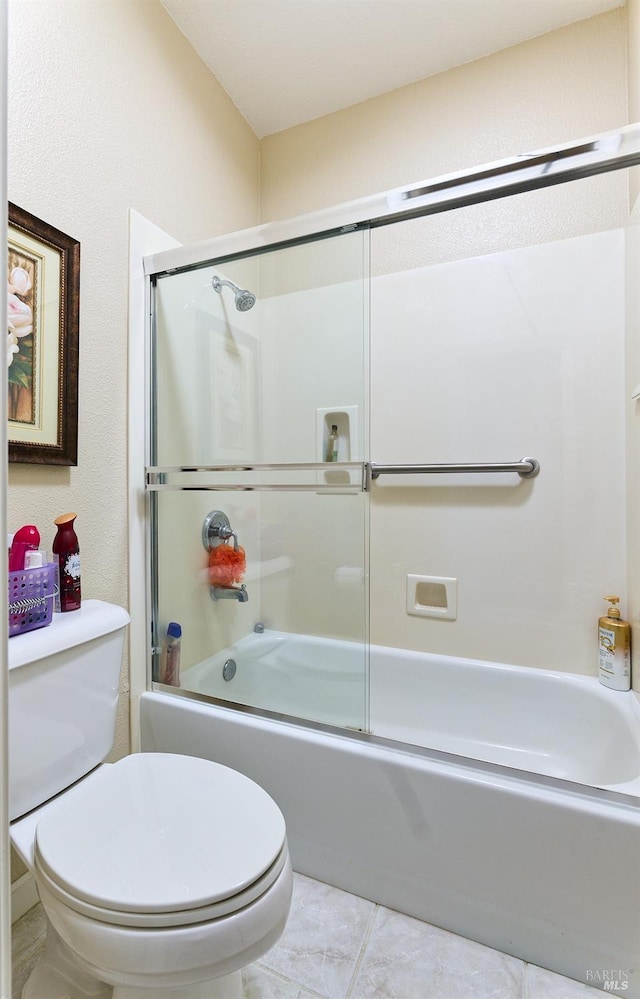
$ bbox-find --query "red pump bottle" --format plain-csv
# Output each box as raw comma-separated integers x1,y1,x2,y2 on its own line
53,512,81,612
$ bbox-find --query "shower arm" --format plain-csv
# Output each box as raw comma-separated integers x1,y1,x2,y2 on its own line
212,277,236,294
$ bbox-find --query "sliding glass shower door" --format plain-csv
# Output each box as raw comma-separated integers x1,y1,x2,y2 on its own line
146,128,640,792
368,167,632,675
149,228,370,731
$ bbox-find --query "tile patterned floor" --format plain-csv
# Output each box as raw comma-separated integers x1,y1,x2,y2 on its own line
12,871,600,999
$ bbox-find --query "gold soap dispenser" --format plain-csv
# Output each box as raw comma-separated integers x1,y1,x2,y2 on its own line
598,595,631,691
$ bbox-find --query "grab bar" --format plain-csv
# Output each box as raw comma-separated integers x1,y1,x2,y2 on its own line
368,456,540,480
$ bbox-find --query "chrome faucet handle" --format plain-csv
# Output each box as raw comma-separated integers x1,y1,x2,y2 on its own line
216,524,239,550
202,510,238,551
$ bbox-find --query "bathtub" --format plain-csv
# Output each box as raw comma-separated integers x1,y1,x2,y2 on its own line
140,634,640,994
178,629,640,794
182,630,367,730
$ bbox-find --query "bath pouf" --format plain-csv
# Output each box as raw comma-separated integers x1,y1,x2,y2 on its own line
208,543,246,588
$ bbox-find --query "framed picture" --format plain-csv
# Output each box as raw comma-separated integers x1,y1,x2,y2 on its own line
7,203,79,465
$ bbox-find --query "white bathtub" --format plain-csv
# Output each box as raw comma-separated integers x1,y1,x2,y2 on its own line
183,630,367,730
181,630,640,794
142,634,640,995
370,646,640,795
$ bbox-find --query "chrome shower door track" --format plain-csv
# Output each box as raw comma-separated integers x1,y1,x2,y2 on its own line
144,124,640,277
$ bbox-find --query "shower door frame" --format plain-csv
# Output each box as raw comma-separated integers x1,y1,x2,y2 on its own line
144,124,640,277
137,121,640,777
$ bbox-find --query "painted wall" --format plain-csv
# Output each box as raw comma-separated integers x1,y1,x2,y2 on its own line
7,0,259,744
260,10,627,222
7,0,259,882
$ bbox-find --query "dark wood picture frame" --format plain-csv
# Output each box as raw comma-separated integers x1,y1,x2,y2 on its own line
7,202,79,465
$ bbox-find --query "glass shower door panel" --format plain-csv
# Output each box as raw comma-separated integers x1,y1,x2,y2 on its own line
153,229,368,467
369,172,629,675
153,488,368,731
151,226,369,731
368,170,635,784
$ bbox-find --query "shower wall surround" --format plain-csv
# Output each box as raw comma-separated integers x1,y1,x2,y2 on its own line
369,226,627,671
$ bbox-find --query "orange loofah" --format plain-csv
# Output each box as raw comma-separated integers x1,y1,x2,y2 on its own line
208,543,246,588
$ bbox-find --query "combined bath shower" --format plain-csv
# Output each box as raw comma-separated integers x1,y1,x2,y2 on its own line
212,275,256,311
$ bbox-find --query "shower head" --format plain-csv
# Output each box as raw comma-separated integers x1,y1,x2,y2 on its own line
212,275,256,312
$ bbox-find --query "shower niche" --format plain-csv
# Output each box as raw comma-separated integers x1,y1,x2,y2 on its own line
316,406,359,463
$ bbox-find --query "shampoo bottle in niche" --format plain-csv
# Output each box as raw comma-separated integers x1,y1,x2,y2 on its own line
325,424,339,462
53,512,81,612
598,595,631,690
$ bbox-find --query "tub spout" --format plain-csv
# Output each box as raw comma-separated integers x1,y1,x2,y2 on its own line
211,584,248,603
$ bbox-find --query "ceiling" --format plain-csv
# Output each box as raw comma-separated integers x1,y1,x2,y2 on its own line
159,0,625,137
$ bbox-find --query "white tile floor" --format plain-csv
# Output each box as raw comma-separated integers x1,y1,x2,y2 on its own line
12,871,600,999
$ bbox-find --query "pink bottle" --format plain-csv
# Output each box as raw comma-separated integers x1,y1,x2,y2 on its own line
9,524,40,571
53,512,81,612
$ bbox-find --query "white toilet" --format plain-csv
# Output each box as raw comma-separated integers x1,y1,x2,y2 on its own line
9,600,292,999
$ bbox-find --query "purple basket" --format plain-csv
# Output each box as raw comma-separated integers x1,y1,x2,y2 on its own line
8,563,57,637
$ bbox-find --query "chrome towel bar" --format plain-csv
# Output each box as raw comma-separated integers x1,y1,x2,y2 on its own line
144,459,540,493
368,456,540,480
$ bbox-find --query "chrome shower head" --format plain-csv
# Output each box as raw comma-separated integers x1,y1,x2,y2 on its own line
212,275,256,312
235,288,257,312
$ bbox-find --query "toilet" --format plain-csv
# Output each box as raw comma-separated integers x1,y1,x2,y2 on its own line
9,600,292,999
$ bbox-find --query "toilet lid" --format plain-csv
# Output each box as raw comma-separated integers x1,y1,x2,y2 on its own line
34,753,286,915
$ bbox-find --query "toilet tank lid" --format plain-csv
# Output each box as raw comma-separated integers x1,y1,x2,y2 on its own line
9,599,130,672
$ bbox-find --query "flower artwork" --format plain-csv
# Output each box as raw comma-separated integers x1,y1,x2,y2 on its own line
7,203,79,465
7,253,36,423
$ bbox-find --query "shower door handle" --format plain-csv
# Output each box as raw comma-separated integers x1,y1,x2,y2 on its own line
368,457,540,480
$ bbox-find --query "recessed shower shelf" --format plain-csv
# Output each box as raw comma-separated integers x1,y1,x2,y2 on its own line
145,462,367,493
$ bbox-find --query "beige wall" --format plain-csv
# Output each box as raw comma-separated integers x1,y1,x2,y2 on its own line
260,10,627,221
7,0,259,881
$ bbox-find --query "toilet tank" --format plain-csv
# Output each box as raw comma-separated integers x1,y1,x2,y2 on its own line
8,599,130,820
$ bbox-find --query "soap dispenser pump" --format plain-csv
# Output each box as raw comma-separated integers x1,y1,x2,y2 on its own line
598,595,631,690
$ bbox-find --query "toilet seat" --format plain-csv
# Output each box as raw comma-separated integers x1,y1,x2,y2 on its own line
33,753,287,928
35,842,289,928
